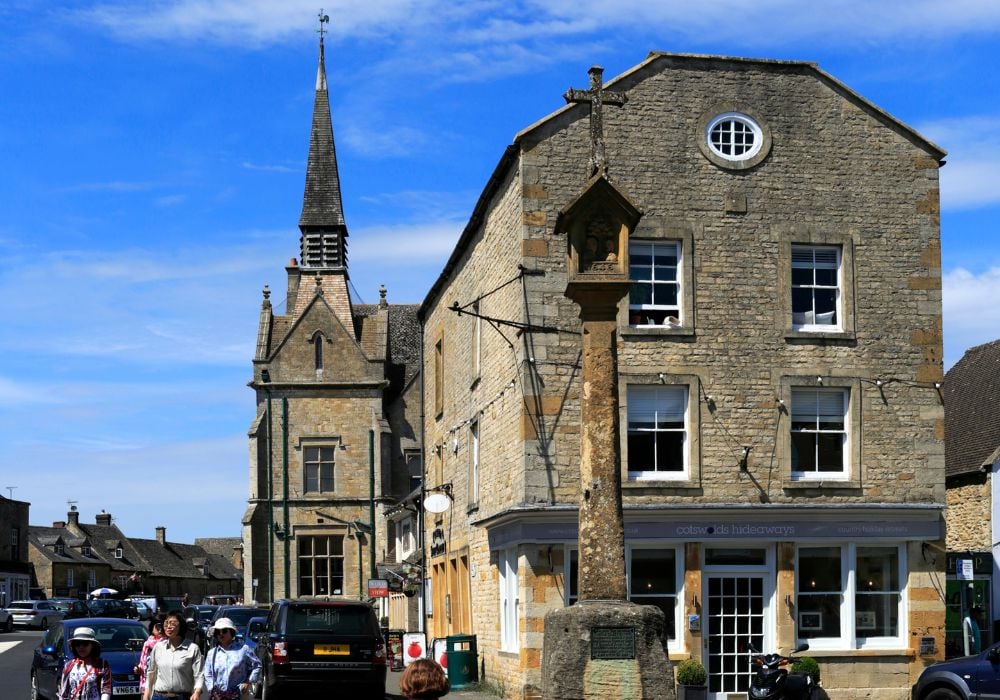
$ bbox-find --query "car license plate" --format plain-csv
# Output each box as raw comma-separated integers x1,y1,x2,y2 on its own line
113,686,139,695
314,643,349,655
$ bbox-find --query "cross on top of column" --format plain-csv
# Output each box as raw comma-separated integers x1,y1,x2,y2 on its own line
564,66,627,178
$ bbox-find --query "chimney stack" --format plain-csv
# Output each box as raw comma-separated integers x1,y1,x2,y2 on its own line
52,521,66,529
67,507,80,527
155,526,166,545
95,511,112,526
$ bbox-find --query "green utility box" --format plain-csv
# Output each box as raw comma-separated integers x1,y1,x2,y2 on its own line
445,634,478,689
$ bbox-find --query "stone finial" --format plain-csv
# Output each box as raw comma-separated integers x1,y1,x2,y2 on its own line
289,258,298,267
379,284,388,308
315,272,324,296
262,285,271,300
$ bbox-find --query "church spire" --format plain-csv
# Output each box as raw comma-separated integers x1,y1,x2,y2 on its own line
299,10,348,269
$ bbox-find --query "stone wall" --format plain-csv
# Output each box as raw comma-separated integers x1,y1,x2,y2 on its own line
421,55,945,699
946,473,991,551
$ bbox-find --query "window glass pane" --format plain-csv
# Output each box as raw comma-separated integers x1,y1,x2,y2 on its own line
628,433,655,470
314,537,328,555
320,447,335,461
630,283,653,306
791,268,813,286
299,538,312,556
655,432,684,471
792,288,812,314
814,289,836,316
856,547,900,639
630,550,676,594
569,550,579,603
817,434,844,471
654,283,678,307
791,433,815,471
815,268,838,286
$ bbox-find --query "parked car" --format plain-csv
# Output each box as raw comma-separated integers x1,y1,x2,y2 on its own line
30,617,148,700
133,600,153,620
48,598,91,620
256,597,386,700
202,594,239,605
0,606,12,632
209,605,267,645
912,641,1000,699
128,596,158,616
87,598,138,619
5,600,64,629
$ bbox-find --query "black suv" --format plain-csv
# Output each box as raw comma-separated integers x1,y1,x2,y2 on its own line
256,597,386,699
912,642,1000,699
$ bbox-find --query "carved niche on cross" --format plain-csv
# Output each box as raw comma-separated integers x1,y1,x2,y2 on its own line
558,174,642,286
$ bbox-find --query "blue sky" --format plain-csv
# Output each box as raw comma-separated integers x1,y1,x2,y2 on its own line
1,1,998,544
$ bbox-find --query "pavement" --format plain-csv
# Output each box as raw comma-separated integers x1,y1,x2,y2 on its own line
386,667,499,699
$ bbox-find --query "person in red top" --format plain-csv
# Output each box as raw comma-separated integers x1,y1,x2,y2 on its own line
58,627,113,700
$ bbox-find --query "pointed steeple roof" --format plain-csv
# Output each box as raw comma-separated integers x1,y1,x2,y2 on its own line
299,35,346,229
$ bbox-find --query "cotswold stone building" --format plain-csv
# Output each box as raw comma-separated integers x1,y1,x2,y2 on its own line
242,33,421,607
943,338,1000,656
419,53,946,699
0,495,31,604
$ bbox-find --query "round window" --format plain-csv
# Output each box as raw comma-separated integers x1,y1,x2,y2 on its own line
706,112,763,162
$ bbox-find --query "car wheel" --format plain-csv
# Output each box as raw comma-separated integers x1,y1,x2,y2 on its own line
31,672,41,700
925,689,961,700
3,617,10,632
39,617,47,630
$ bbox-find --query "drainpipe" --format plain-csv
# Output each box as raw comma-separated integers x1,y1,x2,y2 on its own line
369,429,376,582
418,318,427,634
357,527,364,599
266,391,274,604
282,397,290,598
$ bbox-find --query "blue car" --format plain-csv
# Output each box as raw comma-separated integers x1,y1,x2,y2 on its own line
31,617,149,700
912,642,1000,699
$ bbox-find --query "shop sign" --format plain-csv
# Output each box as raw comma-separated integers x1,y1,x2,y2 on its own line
368,578,389,598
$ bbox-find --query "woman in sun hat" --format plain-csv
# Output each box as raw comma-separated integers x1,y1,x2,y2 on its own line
202,617,261,700
58,626,113,700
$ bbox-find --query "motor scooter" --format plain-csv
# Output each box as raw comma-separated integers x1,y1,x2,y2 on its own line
747,641,818,699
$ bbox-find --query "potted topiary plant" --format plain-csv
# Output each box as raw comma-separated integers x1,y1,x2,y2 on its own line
792,656,820,685
675,658,708,700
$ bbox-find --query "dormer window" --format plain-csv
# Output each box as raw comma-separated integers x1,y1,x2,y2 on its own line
81,545,91,556
54,543,65,556
114,546,124,559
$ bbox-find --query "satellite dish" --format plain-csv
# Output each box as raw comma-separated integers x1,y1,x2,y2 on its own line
424,492,452,514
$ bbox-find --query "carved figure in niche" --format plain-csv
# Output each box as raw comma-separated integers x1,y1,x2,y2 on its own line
580,215,618,272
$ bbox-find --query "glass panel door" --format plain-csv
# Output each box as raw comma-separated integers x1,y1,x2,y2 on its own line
706,574,764,698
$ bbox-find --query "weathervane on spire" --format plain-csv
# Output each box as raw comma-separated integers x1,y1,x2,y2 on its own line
317,9,330,41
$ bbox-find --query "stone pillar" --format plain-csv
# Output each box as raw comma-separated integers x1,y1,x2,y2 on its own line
575,292,628,601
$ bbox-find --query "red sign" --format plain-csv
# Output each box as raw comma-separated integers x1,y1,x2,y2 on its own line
368,578,389,598
402,632,426,666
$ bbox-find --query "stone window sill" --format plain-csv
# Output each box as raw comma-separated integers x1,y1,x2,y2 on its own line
624,480,701,492
784,330,856,342
804,648,914,659
782,479,861,491
622,326,696,339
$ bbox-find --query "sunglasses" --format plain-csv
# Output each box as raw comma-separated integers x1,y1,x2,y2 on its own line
215,629,234,635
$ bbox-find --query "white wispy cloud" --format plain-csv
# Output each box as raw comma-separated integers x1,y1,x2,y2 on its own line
79,1,1000,50
918,116,1000,210
242,161,297,173
155,193,188,207
340,123,429,158
350,221,464,263
943,266,1000,367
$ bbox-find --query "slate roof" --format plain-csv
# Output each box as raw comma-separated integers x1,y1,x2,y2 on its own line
354,303,421,391
128,538,205,580
73,523,146,573
945,338,1000,478
299,42,346,229
28,526,104,565
195,537,242,560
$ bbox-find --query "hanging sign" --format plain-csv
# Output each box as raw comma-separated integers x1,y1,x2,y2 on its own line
368,578,389,598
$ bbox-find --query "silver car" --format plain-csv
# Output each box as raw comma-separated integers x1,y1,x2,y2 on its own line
5,600,64,629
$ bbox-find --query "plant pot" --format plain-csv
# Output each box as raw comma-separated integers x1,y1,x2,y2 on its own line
677,685,708,700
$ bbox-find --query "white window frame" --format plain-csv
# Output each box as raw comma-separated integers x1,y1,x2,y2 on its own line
706,112,764,162
499,548,520,652
628,240,681,327
796,543,907,650
566,545,685,654
399,519,415,561
790,387,849,481
54,543,65,556
627,545,685,654
114,546,123,559
470,418,480,505
791,245,842,332
87,570,97,590
627,384,689,481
